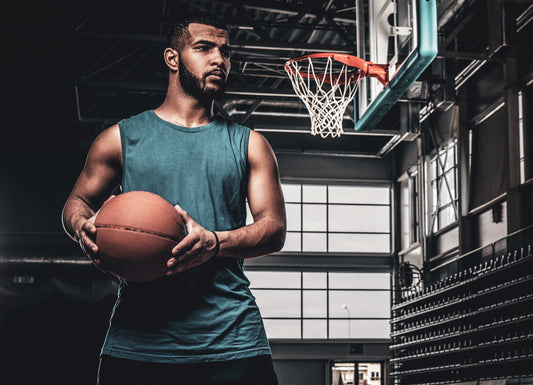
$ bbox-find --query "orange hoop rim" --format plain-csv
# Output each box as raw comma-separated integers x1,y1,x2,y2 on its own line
285,53,389,86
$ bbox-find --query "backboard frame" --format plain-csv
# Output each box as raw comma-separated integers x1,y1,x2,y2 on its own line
353,0,438,132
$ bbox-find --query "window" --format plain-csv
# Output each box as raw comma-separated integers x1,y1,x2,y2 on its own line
410,172,419,244
429,141,458,233
247,183,391,254
518,90,525,184
246,270,391,340
334,362,383,385
400,170,419,250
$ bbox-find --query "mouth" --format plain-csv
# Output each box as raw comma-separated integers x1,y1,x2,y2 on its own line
205,69,226,81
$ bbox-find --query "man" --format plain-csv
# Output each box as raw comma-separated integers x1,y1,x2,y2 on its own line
62,12,286,385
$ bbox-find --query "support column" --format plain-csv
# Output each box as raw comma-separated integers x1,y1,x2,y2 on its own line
457,100,475,254
505,57,523,234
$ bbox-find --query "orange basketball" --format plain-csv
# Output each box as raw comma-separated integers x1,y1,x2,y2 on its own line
94,191,185,282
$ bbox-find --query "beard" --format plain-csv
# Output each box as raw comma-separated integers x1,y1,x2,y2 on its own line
178,57,226,101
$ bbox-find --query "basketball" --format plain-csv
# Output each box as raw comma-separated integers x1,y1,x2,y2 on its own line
94,191,185,282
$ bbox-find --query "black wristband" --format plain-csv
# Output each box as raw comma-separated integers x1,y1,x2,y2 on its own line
211,231,220,258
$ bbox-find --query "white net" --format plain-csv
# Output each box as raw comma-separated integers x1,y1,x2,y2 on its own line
285,56,362,138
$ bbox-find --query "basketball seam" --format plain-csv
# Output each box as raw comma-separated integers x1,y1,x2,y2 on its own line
95,224,183,243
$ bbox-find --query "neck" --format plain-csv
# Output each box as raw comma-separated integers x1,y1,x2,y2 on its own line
155,77,215,128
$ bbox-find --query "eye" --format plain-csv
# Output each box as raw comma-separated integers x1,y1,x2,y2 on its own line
221,48,231,58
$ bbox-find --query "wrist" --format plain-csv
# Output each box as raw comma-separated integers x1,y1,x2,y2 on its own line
211,231,220,258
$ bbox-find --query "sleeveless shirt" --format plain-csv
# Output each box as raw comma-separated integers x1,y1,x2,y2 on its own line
101,110,271,363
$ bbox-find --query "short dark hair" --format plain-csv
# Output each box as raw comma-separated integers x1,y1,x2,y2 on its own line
166,12,228,51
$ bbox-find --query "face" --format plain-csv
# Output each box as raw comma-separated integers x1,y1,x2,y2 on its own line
177,23,231,100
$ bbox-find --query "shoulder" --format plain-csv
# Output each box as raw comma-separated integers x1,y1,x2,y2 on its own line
119,110,153,126
248,129,268,148
88,124,122,166
116,110,153,134
248,130,277,167
93,124,120,147
224,119,250,135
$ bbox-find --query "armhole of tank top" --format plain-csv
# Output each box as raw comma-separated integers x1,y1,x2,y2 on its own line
243,126,251,178
118,121,127,190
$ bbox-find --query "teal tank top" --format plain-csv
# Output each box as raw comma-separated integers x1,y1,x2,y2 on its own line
101,110,271,363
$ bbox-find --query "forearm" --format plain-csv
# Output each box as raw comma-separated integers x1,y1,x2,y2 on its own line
61,196,97,242
215,217,286,259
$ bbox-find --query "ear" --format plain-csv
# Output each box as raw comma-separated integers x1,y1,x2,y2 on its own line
164,48,179,72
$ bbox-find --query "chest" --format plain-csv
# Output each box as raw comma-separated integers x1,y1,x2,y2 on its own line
121,127,247,207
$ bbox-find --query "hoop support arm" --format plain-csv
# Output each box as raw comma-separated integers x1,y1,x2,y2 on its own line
333,54,389,86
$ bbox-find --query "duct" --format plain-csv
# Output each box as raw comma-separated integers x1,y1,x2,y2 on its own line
221,99,303,110
438,0,467,30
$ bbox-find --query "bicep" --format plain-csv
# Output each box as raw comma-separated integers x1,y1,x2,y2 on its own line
69,125,123,209
246,130,286,223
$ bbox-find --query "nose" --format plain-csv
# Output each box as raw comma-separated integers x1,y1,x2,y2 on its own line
210,48,224,64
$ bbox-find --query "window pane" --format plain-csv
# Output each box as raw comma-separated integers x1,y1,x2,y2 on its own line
303,185,327,203
303,272,327,289
303,320,327,339
445,169,457,199
329,233,390,253
286,203,301,231
328,186,389,204
302,204,327,231
329,319,390,339
282,232,301,252
303,290,327,317
439,179,452,206
263,319,301,339
252,289,301,317
431,180,438,214
281,184,301,203
328,205,390,232
247,271,301,289
434,154,445,175
400,179,410,249
329,273,390,290
445,147,456,170
431,158,437,179
329,290,390,318
303,232,327,252
439,205,456,229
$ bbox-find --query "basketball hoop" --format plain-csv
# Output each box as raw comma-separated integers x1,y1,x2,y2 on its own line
285,53,389,138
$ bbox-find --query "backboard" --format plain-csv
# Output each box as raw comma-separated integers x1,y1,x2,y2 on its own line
354,0,437,131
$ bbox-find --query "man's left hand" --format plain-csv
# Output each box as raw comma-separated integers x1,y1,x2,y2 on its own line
166,205,218,275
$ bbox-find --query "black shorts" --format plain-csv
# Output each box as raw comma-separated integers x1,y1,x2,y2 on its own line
97,354,279,385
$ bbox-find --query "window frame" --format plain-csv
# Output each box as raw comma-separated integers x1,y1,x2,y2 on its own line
276,182,392,254
246,269,392,341
428,140,459,233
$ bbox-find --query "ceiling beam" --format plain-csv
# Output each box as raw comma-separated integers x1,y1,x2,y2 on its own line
76,31,354,53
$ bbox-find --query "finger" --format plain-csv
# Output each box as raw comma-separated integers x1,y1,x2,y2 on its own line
168,240,194,267
174,205,195,231
171,233,199,256
82,220,97,235
171,244,201,267
166,259,195,276
167,254,206,275
80,230,99,259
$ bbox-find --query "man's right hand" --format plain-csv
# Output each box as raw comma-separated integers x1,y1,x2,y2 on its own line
76,195,116,272
77,214,100,265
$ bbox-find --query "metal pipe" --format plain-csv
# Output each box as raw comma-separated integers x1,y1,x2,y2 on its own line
438,0,467,30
